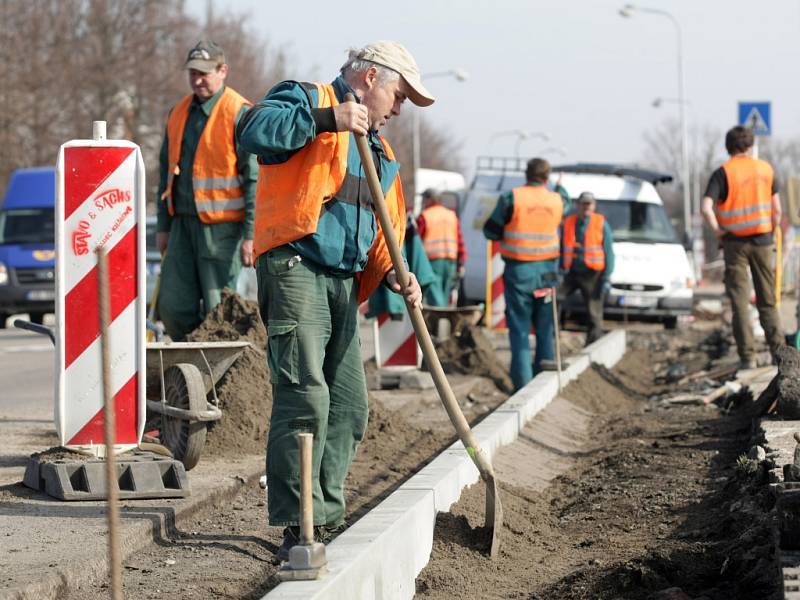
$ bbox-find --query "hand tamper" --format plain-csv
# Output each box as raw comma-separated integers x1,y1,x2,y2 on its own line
278,432,328,580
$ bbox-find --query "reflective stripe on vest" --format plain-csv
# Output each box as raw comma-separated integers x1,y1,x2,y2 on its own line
253,82,406,303
163,87,251,224
716,156,774,237
500,186,563,261
562,213,606,271
421,204,458,260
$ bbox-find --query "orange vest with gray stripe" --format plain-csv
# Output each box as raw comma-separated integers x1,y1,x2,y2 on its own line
162,86,251,224
421,204,458,260
254,82,406,303
716,155,774,237
562,213,606,271
500,186,563,261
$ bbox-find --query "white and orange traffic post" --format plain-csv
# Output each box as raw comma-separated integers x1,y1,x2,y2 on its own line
373,312,422,368
55,121,146,456
484,240,506,331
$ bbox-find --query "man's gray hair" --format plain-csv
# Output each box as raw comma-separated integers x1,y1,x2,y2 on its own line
340,48,400,86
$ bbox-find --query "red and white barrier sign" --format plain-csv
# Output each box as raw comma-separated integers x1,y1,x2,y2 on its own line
373,313,421,368
485,240,506,330
55,122,146,456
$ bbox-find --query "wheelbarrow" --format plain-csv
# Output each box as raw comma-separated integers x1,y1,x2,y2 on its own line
13,319,249,471
146,341,250,470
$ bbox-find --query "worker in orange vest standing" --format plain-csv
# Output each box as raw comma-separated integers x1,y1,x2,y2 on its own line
417,188,466,306
483,158,566,390
701,125,784,368
156,41,257,340
561,191,615,346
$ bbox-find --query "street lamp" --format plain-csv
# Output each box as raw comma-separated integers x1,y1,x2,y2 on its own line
412,68,469,197
620,3,691,243
489,129,550,158
651,96,690,108
537,146,568,158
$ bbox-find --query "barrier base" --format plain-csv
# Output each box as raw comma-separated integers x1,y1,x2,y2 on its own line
23,449,190,501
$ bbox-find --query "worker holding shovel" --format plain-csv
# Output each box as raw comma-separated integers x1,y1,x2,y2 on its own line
237,41,432,561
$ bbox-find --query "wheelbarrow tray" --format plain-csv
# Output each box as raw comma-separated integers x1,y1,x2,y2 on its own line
146,341,250,396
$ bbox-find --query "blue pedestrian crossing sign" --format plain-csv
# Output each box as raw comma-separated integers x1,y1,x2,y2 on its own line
738,101,771,136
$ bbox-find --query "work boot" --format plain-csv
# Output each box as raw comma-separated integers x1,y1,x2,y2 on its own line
739,357,758,370
316,523,346,544
276,526,300,562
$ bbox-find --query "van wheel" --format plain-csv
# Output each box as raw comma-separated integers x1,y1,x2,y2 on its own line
0,314,7,329
663,316,678,330
29,312,46,325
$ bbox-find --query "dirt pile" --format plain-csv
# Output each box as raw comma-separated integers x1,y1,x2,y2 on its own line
436,326,514,393
416,327,780,600
186,289,272,457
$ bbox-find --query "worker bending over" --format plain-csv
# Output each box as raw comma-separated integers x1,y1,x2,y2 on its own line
237,41,430,560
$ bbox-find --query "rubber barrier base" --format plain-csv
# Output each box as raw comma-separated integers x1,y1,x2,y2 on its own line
22,449,191,501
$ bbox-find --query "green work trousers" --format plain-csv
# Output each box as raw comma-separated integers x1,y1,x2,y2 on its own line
256,246,368,528
424,258,457,307
722,237,784,361
158,216,243,341
562,269,605,346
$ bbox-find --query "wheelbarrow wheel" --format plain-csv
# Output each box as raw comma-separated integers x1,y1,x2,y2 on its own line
161,363,207,471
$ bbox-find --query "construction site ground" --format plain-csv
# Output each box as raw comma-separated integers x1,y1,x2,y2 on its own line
0,288,798,600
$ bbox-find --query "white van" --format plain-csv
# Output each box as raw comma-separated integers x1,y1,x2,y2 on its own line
459,159,694,329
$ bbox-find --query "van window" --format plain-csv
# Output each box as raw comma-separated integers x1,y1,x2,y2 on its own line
0,208,55,244
472,174,525,192
596,200,678,244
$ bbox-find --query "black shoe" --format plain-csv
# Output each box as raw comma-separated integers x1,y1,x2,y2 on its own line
276,526,300,562
316,523,346,544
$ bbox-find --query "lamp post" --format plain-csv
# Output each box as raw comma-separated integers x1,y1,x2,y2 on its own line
537,146,568,158
489,129,550,158
412,68,469,197
620,3,691,243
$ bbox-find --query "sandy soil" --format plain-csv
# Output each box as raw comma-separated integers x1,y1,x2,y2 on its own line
62,295,514,600
60,294,780,600
415,328,779,600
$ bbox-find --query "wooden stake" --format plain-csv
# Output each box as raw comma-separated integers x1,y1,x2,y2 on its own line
97,247,122,600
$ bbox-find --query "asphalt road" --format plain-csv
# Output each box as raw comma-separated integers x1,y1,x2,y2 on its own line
0,317,54,421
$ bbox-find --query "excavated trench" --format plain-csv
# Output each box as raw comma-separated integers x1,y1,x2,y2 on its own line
61,293,785,599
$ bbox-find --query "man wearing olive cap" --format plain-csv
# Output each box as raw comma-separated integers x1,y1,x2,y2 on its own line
237,40,432,560
156,41,257,341
560,191,615,346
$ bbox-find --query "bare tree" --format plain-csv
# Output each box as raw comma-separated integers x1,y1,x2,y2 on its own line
642,117,727,258
0,0,290,199
384,112,466,201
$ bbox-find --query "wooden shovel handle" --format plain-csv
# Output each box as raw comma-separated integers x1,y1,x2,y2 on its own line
346,94,495,479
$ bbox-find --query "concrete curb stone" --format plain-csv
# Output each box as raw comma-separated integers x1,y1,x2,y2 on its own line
263,329,627,600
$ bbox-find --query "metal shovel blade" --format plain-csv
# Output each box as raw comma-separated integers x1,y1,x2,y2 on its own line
485,473,503,559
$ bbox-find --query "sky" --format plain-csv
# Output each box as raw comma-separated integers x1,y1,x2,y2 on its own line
188,0,800,179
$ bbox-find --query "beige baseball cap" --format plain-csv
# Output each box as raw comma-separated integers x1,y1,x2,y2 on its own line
185,41,225,73
346,41,435,107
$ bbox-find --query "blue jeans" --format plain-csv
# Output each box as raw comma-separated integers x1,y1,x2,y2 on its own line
503,269,555,391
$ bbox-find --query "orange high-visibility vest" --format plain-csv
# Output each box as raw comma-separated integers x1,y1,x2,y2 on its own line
716,155,774,237
562,213,606,271
163,86,251,224
500,186,563,261
253,82,406,303
421,204,458,260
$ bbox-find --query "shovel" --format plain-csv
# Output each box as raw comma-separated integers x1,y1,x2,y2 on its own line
347,94,502,558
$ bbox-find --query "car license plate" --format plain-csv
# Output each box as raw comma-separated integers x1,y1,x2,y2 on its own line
27,289,55,301
619,295,657,308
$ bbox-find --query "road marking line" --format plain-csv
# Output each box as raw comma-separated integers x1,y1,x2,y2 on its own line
0,345,53,354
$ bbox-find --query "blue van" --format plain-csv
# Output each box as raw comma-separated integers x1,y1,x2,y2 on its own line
0,167,56,327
